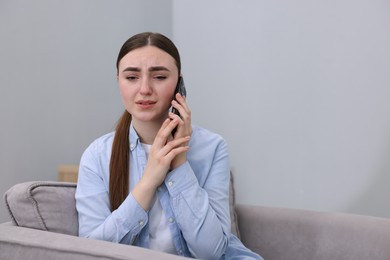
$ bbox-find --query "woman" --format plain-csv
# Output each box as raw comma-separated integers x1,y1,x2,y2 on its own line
75,32,262,259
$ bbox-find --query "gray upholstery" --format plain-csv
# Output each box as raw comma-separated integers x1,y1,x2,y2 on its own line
3,181,390,259
0,224,187,260
229,171,240,238
236,204,390,260
4,181,78,236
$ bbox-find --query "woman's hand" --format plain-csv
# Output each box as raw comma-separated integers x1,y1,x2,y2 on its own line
133,118,190,210
144,117,190,188
169,93,192,169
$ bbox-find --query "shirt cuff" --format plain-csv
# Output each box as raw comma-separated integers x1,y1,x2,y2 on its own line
115,192,148,233
165,161,198,197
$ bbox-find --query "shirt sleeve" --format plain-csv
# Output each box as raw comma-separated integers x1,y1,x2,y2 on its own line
75,140,148,244
165,137,231,259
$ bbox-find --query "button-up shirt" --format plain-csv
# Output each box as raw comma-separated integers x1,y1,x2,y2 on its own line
75,124,262,259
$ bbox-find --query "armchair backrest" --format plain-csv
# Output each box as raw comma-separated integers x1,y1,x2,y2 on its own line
4,181,78,236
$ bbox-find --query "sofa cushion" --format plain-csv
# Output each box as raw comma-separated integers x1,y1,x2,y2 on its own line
4,181,78,236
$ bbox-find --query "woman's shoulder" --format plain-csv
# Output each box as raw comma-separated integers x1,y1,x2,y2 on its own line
192,125,224,138
83,131,115,156
191,125,227,147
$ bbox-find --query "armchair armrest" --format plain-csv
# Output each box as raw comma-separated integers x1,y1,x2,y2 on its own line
0,224,188,260
236,204,390,260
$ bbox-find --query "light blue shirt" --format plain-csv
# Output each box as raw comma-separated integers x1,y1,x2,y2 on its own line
75,124,262,259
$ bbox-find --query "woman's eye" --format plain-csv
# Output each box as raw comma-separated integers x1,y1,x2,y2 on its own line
155,76,167,80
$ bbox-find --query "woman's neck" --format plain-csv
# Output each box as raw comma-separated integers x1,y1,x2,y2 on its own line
132,117,167,145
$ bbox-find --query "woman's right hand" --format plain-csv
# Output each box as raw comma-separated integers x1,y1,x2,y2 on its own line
132,118,190,210
144,118,190,188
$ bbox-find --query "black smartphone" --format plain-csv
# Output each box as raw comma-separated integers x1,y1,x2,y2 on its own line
171,76,187,117
171,77,187,136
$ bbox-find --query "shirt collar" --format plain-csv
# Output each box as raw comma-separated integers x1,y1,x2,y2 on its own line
129,122,140,151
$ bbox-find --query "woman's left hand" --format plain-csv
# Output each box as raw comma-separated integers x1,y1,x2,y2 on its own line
169,93,192,169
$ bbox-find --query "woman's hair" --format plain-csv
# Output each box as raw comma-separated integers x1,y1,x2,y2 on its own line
109,32,181,211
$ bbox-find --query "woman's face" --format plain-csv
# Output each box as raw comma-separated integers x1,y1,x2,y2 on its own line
117,46,179,124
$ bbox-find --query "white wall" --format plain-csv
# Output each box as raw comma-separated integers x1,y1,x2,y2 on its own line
173,0,390,217
1,0,390,223
0,0,172,222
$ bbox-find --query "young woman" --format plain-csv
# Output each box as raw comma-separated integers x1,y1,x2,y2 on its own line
75,32,262,259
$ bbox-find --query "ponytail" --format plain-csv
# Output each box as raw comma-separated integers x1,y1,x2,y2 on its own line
109,111,132,211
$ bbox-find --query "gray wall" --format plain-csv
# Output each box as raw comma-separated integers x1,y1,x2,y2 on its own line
1,0,390,223
173,0,390,217
0,0,172,222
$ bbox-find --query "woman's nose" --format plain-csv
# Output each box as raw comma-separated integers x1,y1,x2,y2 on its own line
139,78,152,95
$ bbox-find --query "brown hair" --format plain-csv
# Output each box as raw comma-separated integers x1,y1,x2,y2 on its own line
109,32,181,211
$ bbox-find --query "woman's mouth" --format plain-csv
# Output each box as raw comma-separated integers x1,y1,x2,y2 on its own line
136,100,157,109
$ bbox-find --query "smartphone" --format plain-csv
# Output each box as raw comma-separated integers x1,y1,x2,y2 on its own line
171,77,187,136
171,76,187,117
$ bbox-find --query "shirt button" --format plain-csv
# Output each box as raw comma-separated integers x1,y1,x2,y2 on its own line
139,220,144,226
178,249,183,254
168,217,174,223
168,181,174,187
130,143,135,150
